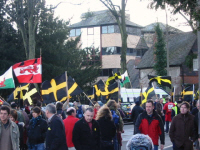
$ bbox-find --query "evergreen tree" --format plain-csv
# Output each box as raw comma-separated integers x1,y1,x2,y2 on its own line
153,24,167,76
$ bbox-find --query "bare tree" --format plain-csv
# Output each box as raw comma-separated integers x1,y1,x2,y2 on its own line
100,0,128,73
0,0,49,59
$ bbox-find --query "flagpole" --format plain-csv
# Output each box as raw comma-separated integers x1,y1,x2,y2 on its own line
173,86,175,102
65,71,69,98
193,84,194,102
151,82,158,100
0,96,5,102
83,92,94,106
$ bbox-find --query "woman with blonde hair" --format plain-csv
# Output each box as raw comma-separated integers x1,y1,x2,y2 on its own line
96,106,116,150
93,103,100,119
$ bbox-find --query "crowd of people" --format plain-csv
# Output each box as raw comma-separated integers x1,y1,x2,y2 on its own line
131,97,200,150
0,96,200,150
0,99,125,150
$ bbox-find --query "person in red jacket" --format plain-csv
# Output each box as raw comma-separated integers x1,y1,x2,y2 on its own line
93,103,100,120
63,107,79,150
163,98,175,133
135,100,165,150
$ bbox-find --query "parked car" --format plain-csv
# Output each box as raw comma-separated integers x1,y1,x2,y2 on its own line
121,102,135,122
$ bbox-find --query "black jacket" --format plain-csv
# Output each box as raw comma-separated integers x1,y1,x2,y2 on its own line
194,112,199,140
131,105,144,125
57,109,66,120
46,115,68,150
191,107,199,116
97,117,116,141
28,118,48,144
72,118,100,150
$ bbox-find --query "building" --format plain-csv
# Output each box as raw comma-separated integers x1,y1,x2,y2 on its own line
69,10,191,90
69,10,148,82
137,31,198,95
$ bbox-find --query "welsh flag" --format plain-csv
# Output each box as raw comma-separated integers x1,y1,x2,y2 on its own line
0,67,15,89
13,58,42,83
120,71,130,87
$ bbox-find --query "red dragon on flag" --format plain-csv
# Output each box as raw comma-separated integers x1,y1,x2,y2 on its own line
0,78,5,87
13,58,42,83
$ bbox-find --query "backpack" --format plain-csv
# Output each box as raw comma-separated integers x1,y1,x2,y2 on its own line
111,110,120,125
76,105,83,119
126,134,153,150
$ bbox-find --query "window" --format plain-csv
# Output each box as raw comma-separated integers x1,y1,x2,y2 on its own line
70,29,75,37
127,48,136,56
102,26,107,34
101,25,114,34
70,29,81,37
108,25,114,33
116,47,121,54
100,69,118,76
88,28,94,35
76,29,81,36
102,47,116,55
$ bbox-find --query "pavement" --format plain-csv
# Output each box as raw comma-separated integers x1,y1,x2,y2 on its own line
121,123,173,150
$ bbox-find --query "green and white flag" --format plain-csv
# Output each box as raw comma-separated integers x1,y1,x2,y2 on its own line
0,67,15,89
120,71,130,87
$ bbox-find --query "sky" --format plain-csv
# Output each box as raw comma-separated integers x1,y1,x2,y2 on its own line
46,0,192,32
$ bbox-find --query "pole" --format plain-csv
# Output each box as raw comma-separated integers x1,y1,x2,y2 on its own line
65,71,69,98
197,0,200,137
165,4,170,76
173,86,175,102
83,92,94,106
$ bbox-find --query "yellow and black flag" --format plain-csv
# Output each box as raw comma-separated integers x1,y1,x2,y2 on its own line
41,73,68,104
7,83,29,102
23,83,42,105
141,85,155,104
94,80,106,96
107,82,119,95
194,90,199,100
67,76,83,97
181,85,194,103
87,87,97,106
148,75,171,89
106,72,122,86
88,87,95,100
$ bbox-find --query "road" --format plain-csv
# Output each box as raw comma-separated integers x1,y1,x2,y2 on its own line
121,123,173,150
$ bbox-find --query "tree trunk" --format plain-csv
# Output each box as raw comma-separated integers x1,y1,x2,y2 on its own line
28,16,36,59
120,0,127,73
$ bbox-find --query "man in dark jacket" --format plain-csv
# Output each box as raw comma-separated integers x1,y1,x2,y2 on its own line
194,100,200,150
45,104,68,150
135,100,165,150
72,107,100,150
169,101,194,150
131,101,144,126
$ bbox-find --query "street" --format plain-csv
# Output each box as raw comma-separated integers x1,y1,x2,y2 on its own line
121,124,173,150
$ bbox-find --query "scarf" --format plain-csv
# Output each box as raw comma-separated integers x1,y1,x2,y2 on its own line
31,115,42,128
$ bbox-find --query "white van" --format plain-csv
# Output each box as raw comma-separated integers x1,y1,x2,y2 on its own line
120,87,169,103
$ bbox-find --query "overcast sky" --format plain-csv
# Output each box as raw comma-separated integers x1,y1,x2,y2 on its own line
46,0,192,32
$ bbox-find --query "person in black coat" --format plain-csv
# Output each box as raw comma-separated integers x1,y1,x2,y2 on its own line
45,104,68,150
131,101,144,125
56,102,66,120
73,107,100,150
28,106,48,150
191,101,199,116
96,106,116,150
